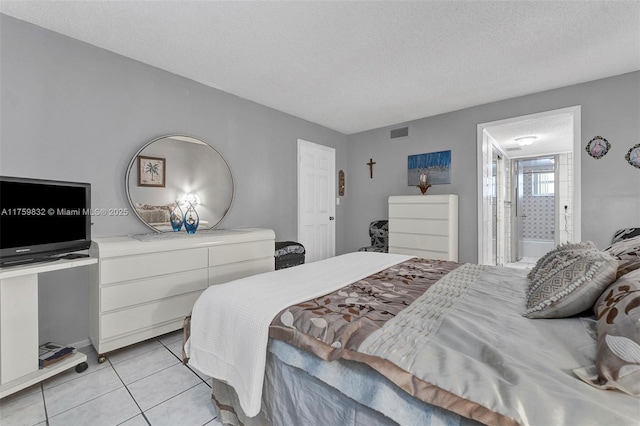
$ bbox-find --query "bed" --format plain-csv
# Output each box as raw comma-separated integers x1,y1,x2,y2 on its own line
134,202,173,225
183,232,640,426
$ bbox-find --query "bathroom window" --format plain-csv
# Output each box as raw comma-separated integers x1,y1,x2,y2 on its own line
532,172,554,196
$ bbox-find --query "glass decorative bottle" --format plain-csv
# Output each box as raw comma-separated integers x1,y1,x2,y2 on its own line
183,203,200,234
169,202,184,231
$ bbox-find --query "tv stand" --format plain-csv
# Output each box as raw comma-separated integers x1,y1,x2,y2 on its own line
0,256,97,399
0,256,60,268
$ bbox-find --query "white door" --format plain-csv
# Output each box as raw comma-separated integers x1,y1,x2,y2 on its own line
297,139,335,262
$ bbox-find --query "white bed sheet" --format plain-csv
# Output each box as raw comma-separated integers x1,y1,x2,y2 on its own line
185,251,412,417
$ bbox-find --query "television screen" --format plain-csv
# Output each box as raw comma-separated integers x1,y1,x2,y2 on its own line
0,176,91,265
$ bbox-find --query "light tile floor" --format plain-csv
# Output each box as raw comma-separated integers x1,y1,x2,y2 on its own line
0,330,223,426
505,256,539,269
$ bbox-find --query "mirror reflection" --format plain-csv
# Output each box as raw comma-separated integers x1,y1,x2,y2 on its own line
126,135,234,232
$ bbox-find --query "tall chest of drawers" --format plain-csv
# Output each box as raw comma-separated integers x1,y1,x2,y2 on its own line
388,195,458,261
89,228,274,359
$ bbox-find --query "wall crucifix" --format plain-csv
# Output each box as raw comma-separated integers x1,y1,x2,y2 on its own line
367,158,376,179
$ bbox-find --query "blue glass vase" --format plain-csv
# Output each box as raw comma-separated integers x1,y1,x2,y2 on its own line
183,205,199,234
169,204,184,231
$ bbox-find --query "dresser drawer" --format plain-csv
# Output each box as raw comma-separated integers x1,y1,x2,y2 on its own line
100,269,208,312
100,292,202,340
100,248,208,284
389,233,450,252
209,258,274,285
388,218,449,235
389,203,451,220
209,240,274,266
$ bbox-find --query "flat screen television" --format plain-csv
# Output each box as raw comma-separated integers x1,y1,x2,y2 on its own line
0,176,92,267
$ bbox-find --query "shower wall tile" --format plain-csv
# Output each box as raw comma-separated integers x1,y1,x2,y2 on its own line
522,164,555,240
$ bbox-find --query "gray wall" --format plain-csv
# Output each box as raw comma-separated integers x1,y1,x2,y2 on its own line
0,15,347,345
345,71,640,262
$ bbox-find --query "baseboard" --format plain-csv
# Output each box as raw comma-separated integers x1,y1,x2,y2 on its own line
71,338,92,349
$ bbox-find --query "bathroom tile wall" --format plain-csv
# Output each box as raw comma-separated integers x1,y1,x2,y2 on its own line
522,164,555,240
557,153,573,244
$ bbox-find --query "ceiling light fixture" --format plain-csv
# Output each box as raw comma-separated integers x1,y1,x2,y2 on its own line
515,136,537,146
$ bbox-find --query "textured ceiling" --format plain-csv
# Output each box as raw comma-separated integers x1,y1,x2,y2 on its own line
1,1,639,135
485,113,574,159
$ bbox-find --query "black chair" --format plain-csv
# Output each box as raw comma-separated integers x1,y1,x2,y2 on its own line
275,241,305,270
358,220,389,253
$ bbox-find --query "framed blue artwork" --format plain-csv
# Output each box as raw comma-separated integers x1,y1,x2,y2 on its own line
408,150,451,185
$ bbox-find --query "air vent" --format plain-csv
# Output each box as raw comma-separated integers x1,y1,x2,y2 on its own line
505,147,522,152
390,127,409,139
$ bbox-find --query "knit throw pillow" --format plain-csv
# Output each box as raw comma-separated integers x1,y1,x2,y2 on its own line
523,249,618,319
526,241,598,283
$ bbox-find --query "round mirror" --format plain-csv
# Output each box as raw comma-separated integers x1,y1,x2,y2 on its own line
126,135,234,232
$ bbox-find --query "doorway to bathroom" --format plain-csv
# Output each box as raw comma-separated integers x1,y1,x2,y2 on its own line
513,156,557,266
477,106,582,267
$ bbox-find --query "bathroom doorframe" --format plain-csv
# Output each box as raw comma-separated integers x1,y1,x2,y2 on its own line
476,106,582,265
492,144,507,266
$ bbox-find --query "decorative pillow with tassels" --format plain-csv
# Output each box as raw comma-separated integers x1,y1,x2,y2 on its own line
527,241,598,284
579,269,640,397
523,248,618,319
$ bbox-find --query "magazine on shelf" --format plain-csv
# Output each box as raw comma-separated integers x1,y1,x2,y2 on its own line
39,342,76,368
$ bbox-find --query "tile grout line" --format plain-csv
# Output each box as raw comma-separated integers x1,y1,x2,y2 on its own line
44,357,126,424
110,354,148,425
43,366,104,421
39,382,50,426
141,382,205,418
161,339,212,389
24,332,207,426
114,336,209,425
154,336,218,423
45,386,126,424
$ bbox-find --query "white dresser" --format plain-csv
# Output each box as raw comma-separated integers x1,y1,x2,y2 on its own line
89,228,275,359
388,195,458,261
